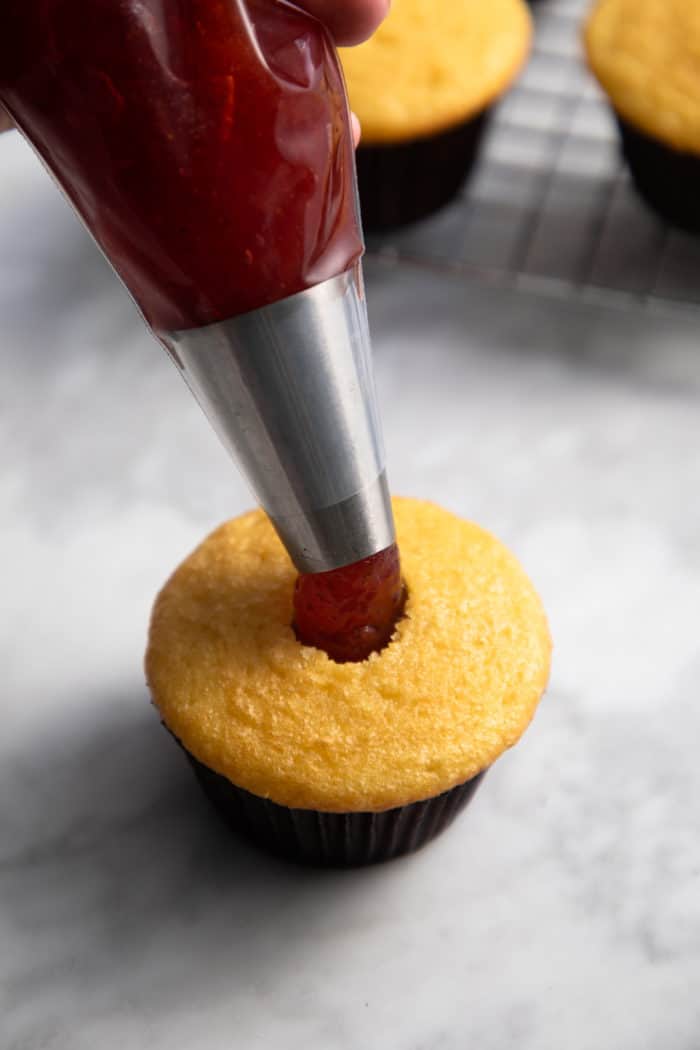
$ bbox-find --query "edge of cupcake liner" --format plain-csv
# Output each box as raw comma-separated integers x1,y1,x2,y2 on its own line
615,113,700,233
166,724,486,867
357,111,490,231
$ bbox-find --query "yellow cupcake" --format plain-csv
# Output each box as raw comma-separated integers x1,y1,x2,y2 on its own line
341,0,532,144
585,0,700,155
339,0,532,229
584,0,700,230
146,498,551,865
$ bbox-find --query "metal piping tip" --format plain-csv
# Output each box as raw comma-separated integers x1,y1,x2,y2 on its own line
160,266,395,573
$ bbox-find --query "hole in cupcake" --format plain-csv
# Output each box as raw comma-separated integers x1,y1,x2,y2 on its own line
293,543,407,663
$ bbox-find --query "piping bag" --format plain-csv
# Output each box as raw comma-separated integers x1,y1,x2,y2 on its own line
0,1,404,658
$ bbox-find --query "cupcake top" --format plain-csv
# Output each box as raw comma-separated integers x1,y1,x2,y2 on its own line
147,498,551,812
585,0,700,154
339,0,532,144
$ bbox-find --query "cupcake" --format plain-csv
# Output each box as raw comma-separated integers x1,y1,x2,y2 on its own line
584,0,700,232
146,498,551,867
340,0,532,230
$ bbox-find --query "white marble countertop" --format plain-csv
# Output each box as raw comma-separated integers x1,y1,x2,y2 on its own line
3,129,700,1049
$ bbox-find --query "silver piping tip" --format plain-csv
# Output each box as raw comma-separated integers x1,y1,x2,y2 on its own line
160,266,395,573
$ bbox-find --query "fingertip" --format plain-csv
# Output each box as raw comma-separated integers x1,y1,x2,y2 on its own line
297,0,389,47
338,0,390,46
351,112,361,147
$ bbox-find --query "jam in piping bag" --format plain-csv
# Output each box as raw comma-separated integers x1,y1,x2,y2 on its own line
0,0,402,660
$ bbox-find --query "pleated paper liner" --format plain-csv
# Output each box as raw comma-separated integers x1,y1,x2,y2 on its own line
188,751,486,868
616,114,700,234
356,111,490,231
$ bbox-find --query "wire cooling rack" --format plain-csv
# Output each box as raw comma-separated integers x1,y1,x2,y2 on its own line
366,0,700,312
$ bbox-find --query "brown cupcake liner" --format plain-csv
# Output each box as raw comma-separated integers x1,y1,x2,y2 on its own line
185,748,486,867
356,111,490,232
615,114,700,234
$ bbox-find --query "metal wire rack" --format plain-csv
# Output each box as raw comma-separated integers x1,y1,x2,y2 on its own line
366,0,700,313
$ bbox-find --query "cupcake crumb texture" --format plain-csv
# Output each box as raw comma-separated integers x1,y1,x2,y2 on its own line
585,0,700,155
340,0,532,144
146,498,551,813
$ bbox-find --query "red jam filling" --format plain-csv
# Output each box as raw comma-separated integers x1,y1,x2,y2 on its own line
294,543,406,663
0,0,363,331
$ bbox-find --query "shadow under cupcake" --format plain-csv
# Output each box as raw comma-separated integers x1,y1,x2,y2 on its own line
340,0,533,231
146,498,551,868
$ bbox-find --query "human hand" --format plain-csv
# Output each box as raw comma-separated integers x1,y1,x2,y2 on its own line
287,0,392,145
295,0,389,46
290,0,390,144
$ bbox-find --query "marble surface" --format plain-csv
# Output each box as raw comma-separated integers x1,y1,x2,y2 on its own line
3,128,700,1049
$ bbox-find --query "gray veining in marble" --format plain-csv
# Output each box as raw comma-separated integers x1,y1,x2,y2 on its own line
2,126,700,1050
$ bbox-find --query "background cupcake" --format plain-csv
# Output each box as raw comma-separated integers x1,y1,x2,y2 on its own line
146,498,551,867
340,0,532,230
584,0,700,233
